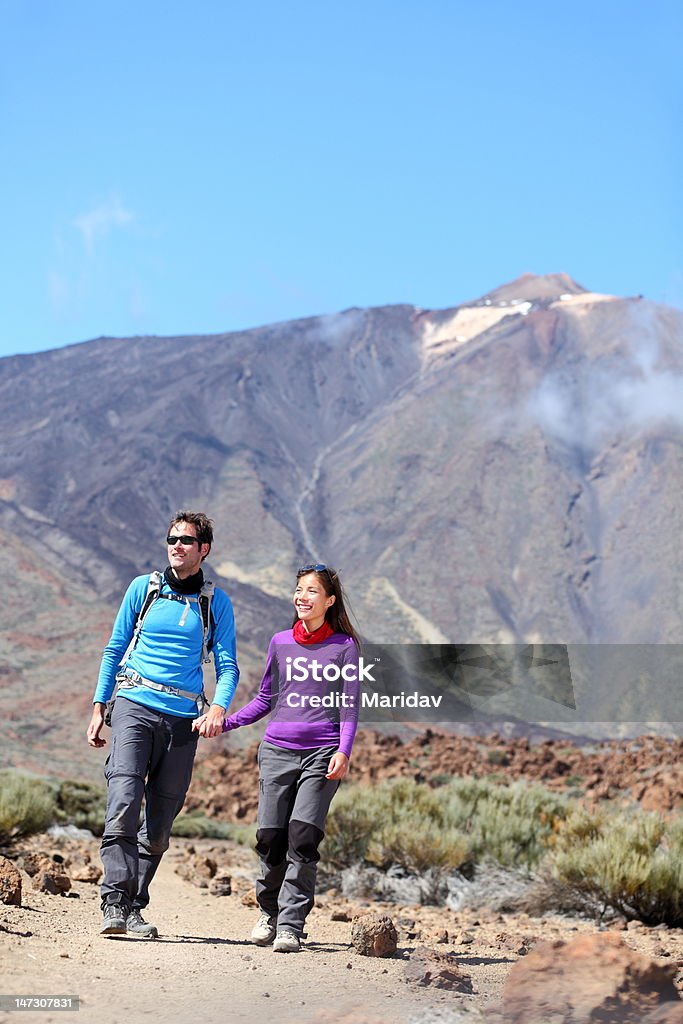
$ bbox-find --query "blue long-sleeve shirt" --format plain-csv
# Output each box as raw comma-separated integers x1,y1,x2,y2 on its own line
93,574,239,717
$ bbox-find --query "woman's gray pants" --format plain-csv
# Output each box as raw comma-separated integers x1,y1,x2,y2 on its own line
255,741,339,936
100,696,197,910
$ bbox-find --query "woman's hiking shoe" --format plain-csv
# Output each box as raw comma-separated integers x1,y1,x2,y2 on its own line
251,913,277,946
100,901,129,935
126,909,159,938
273,928,301,953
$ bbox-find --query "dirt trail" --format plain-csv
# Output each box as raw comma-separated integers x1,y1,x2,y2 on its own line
4,837,683,1024
0,844,474,1024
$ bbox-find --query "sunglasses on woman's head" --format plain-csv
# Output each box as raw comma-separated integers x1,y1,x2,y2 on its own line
297,563,336,579
166,534,200,546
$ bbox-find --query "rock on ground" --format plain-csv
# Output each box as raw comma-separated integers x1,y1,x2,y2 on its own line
0,855,22,906
351,914,398,957
32,857,72,895
404,945,474,992
501,932,683,1023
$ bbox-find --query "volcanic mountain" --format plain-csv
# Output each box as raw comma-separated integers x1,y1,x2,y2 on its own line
1,272,682,776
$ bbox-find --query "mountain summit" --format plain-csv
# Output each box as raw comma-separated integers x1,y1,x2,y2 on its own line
479,271,589,304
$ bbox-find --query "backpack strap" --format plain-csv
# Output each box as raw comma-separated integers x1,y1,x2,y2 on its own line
118,570,164,668
198,580,215,663
118,572,215,668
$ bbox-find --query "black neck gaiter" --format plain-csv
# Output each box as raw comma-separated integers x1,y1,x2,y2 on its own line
164,565,204,595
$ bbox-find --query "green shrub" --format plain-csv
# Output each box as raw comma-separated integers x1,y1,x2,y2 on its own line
322,779,448,872
0,770,56,843
550,811,683,925
55,780,107,835
171,812,247,841
366,819,469,874
486,749,510,766
321,780,471,895
368,777,454,826
322,776,565,875
443,778,570,869
228,823,256,847
322,792,376,869
322,775,683,925
553,805,606,846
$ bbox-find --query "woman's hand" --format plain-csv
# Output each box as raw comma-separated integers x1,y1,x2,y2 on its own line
326,751,349,780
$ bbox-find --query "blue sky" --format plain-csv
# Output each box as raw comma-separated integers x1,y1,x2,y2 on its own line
2,0,681,358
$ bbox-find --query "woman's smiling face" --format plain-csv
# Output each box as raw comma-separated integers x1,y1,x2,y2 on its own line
293,572,335,630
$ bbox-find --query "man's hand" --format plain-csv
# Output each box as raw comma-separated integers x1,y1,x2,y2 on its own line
192,704,225,738
326,751,349,780
87,704,107,748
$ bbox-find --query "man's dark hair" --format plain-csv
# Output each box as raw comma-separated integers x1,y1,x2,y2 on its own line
168,510,214,552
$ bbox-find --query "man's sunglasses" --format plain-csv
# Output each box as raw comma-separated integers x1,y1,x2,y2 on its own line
166,534,200,547
297,563,336,578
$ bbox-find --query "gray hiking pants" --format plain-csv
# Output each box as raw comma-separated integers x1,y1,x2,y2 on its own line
255,741,339,935
100,696,198,910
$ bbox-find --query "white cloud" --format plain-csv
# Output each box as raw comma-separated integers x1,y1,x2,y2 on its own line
73,196,134,256
527,341,683,451
315,308,366,346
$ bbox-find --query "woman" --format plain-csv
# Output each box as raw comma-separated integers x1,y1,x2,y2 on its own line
195,563,360,952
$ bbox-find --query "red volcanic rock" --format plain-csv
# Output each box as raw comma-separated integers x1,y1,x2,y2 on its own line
208,874,232,897
175,854,218,887
69,861,101,883
351,914,398,957
640,773,682,814
32,858,71,895
0,856,22,906
186,731,683,825
501,932,682,1023
404,945,474,992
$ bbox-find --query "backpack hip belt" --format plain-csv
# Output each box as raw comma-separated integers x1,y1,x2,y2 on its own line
117,668,206,706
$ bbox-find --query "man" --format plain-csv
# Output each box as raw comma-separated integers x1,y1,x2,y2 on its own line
87,511,238,937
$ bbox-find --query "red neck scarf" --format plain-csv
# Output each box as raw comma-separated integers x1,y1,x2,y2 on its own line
293,619,334,645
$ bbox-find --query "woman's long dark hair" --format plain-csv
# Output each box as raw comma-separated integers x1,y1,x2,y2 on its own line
292,566,361,647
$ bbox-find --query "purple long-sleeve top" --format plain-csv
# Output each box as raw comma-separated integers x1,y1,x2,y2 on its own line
223,629,360,758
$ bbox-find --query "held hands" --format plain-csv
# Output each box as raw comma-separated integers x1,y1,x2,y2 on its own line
86,704,107,748
192,704,226,738
326,751,349,780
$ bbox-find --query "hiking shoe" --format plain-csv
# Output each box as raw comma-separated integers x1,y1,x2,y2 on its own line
251,913,277,946
100,901,128,935
126,909,159,938
273,928,301,953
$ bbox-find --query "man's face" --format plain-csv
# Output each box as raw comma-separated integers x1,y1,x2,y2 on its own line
166,521,210,579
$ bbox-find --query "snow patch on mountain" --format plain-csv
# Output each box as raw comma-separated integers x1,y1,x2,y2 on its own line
421,302,532,363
